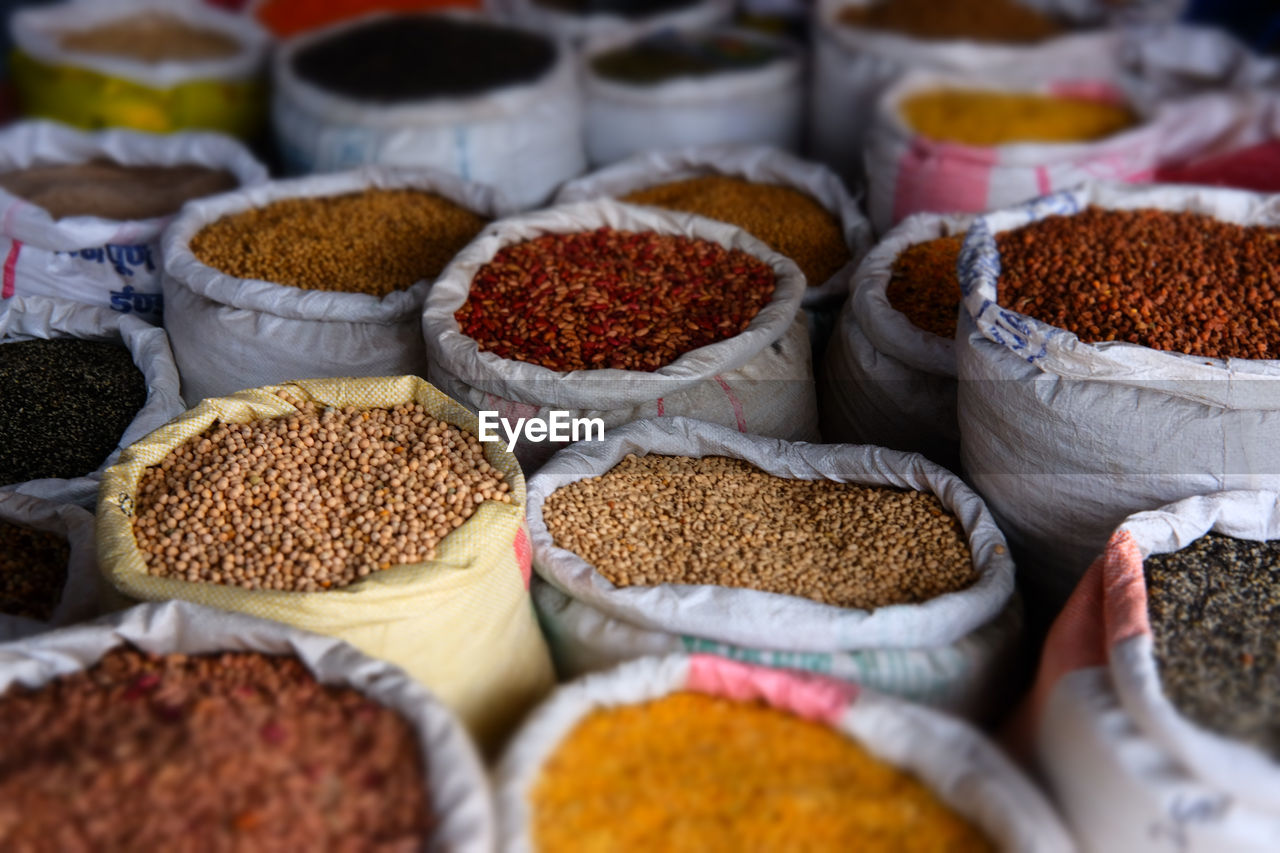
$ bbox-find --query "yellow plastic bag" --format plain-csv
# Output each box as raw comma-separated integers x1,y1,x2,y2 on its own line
97,375,554,750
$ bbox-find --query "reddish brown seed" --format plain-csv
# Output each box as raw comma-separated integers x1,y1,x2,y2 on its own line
0,520,70,621
886,235,965,338
996,207,1280,360
455,227,777,372
0,648,433,849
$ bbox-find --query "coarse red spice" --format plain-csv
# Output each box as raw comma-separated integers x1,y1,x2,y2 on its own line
0,648,432,850
455,228,777,372
0,520,70,621
886,235,965,338
996,207,1280,360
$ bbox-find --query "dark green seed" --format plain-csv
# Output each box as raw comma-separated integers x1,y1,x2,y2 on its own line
0,520,70,621
1145,532,1280,759
0,338,147,486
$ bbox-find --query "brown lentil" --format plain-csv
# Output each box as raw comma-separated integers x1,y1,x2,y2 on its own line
900,89,1137,147
0,159,238,220
456,228,776,372
622,176,851,287
0,521,70,622
0,648,432,849
886,234,965,338
0,338,147,487
997,207,1280,360
132,398,512,592
1145,533,1280,759
57,12,242,62
531,691,994,852
190,189,489,297
543,454,977,609
838,0,1065,44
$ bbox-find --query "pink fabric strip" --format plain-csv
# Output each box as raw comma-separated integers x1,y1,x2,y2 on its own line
686,654,857,726
2,240,21,299
713,376,746,432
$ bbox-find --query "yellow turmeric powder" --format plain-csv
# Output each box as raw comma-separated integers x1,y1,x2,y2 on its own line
530,692,995,852
900,89,1138,147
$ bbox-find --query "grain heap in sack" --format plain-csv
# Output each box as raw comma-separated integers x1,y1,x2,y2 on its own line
96,376,554,749
581,27,802,166
0,294,184,507
554,144,873,316
496,654,1074,851
10,0,269,137
819,211,973,466
0,120,267,324
505,0,732,46
272,11,584,208
162,166,501,404
0,491,98,641
422,199,818,472
1017,491,1280,852
809,0,1128,182
0,600,494,851
956,183,1280,614
526,418,1020,720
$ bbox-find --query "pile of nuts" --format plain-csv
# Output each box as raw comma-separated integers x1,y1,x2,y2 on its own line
532,692,994,851
132,397,511,592
997,207,1280,359
0,520,70,621
543,454,978,609
456,228,777,372
623,175,851,287
0,648,432,849
191,189,489,297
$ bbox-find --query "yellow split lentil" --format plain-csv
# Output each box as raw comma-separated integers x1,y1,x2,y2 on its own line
622,176,851,286
543,454,978,609
190,188,489,297
900,89,1138,147
531,692,995,852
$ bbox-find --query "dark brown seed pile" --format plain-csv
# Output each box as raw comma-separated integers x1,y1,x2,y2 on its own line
0,648,433,850
838,0,1065,43
191,189,489,297
132,398,511,592
456,228,777,372
0,521,70,621
544,454,979,609
997,207,1280,360
886,235,965,338
1145,533,1280,758
0,338,146,486
0,159,237,220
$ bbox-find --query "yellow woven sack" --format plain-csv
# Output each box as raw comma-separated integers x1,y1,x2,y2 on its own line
97,375,554,750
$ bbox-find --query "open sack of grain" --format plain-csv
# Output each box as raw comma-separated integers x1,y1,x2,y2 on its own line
10,0,269,137
0,600,493,851
0,294,184,506
526,417,1020,721
0,120,267,324
497,653,1073,851
1014,491,1280,852
819,210,974,467
272,10,584,208
956,182,1280,613
162,166,504,404
0,492,98,642
95,375,554,750
422,199,818,473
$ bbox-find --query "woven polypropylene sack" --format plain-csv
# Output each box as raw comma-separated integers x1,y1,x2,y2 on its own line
0,599,494,852
95,375,554,749
495,653,1074,852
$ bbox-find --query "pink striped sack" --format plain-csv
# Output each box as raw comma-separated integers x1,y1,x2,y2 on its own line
421,199,818,473
0,121,266,325
1014,491,1280,852
863,71,1222,234
496,653,1073,851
